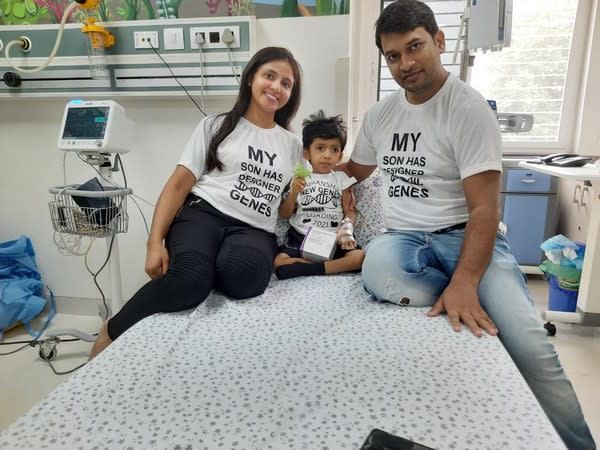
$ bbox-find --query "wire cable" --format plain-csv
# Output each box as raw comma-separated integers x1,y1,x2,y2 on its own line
0,337,81,345
3,1,79,74
129,196,150,235
0,343,30,355
63,151,67,185
147,41,207,116
226,47,241,85
45,359,87,376
116,154,127,188
52,185,87,256
0,338,88,374
198,46,206,111
82,232,115,320
53,232,87,256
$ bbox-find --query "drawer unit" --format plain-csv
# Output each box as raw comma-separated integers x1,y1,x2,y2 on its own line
501,160,559,266
505,169,552,192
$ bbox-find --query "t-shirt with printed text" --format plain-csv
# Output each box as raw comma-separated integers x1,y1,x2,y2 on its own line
351,73,502,232
289,171,356,235
178,115,303,233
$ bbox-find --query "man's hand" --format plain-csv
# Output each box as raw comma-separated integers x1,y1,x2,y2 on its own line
145,242,169,279
427,281,498,337
290,177,306,195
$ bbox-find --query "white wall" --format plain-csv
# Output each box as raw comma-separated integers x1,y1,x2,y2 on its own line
0,15,349,305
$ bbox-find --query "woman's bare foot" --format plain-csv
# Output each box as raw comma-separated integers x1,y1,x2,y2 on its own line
88,320,112,361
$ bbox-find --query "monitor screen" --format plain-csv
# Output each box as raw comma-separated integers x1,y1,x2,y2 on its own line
61,107,110,140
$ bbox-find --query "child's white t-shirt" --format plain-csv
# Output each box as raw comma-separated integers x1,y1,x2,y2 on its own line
178,115,302,233
289,171,356,235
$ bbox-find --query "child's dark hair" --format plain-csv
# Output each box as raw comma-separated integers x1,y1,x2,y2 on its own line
375,0,439,53
302,110,347,150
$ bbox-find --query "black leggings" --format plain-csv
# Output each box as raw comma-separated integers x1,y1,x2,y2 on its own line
107,196,278,340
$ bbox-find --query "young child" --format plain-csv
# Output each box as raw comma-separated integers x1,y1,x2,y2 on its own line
274,110,365,280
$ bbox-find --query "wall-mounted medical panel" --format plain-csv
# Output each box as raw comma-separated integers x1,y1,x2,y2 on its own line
0,16,255,98
468,0,512,51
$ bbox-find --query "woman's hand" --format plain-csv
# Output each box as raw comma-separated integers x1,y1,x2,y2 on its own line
145,241,169,279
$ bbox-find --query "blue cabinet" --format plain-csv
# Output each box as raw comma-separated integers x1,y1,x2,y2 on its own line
501,162,559,266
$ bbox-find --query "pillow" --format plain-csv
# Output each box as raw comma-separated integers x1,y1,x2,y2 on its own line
353,169,386,246
274,217,290,247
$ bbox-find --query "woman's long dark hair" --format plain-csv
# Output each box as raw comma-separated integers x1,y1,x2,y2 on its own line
206,46,303,172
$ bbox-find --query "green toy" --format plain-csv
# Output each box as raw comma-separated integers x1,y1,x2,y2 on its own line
293,162,312,179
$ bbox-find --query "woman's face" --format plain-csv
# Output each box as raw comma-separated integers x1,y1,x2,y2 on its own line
248,59,295,116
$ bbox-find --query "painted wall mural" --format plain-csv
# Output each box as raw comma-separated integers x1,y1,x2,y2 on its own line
0,0,349,25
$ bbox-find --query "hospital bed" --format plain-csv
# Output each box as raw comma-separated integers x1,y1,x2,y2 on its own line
0,173,565,450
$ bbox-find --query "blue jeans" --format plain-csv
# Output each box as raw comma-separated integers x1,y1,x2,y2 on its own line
362,230,596,450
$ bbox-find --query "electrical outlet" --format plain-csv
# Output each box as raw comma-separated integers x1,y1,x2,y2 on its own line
189,26,240,50
134,31,159,49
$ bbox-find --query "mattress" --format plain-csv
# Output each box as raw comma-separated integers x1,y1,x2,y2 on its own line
0,274,565,450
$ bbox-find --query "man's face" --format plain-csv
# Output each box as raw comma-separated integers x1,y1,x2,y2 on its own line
380,27,448,104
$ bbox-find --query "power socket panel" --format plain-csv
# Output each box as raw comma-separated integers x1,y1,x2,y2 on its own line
189,26,240,50
134,31,159,49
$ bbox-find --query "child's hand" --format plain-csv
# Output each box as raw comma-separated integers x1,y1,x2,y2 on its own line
339,236,357,250
337,217,356,250
290,177,306,194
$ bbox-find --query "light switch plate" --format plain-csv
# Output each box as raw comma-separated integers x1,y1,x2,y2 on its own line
163,28,184,50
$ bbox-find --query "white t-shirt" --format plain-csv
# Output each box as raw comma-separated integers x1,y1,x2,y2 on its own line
289,171,356,235
351,73,502,232
178,115,302,233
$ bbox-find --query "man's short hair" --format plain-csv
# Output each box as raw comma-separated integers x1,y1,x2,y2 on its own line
375,0,440,53
302,110,347,150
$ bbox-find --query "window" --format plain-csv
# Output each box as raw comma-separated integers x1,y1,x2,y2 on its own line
378,0,584,149
469,0,578,145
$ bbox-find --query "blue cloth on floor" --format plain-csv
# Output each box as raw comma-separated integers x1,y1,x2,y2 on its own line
0,235,55,339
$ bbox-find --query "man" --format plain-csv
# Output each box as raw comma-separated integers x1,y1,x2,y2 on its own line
345,1,595,448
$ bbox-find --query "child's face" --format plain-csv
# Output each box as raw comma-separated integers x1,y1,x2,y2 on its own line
303,137,343,174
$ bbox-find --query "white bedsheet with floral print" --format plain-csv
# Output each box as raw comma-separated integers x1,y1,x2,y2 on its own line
1,273,564,449
0,172,565,449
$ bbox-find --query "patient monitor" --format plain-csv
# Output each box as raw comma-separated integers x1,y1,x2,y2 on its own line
58,100,133,154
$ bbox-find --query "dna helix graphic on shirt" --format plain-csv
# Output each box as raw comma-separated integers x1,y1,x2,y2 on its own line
233,180,277,203
300,192,340,207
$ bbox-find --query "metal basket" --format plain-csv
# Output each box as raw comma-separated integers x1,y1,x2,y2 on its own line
49,185,133,238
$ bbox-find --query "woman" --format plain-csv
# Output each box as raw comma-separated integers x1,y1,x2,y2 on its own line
90,47,303,359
